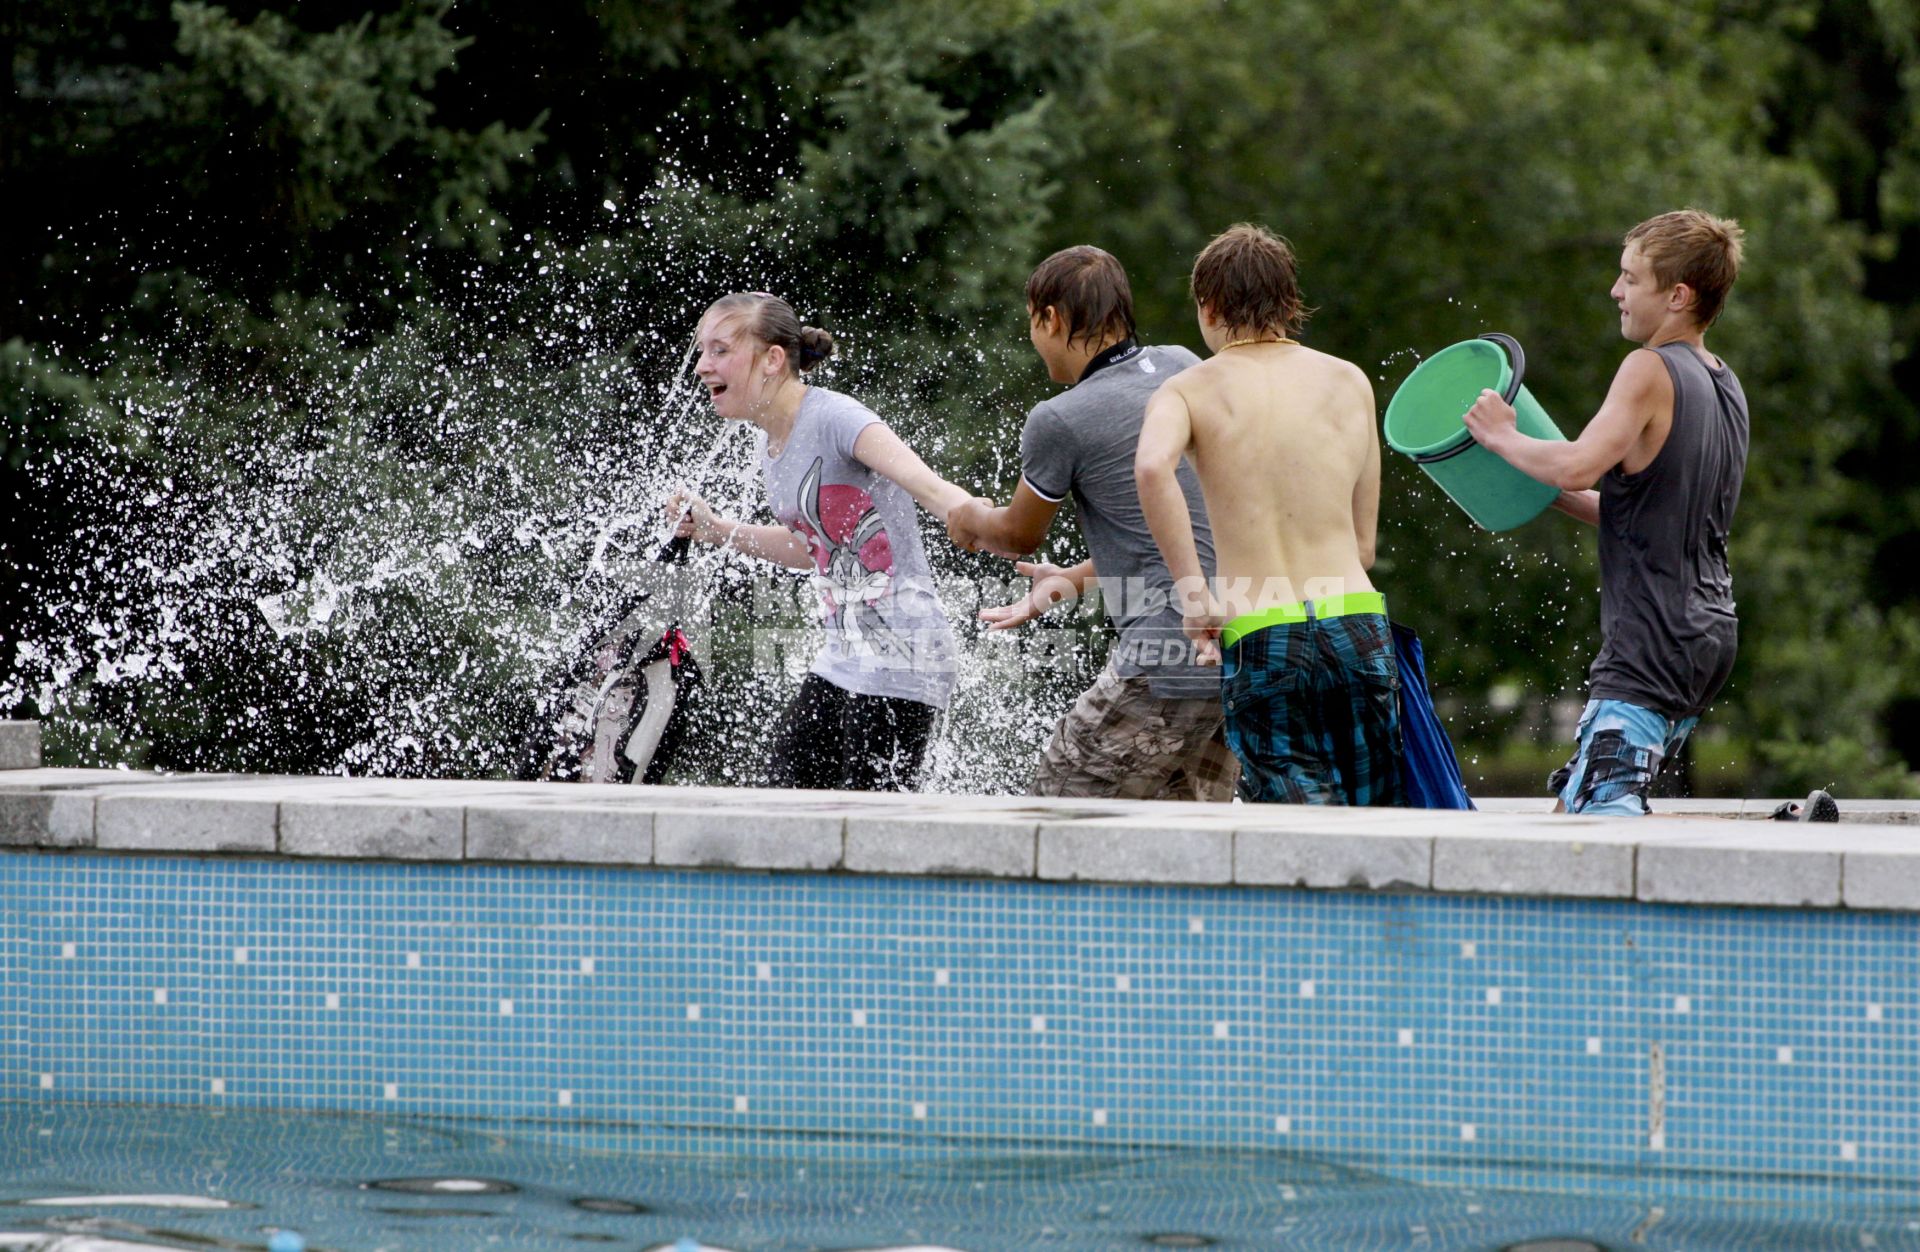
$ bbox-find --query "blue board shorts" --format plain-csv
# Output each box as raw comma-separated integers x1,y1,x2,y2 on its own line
1221,609,1404,807
1549,698,1699,817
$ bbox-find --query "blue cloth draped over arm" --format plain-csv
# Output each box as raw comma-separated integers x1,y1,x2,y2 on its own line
1391,621,1475,810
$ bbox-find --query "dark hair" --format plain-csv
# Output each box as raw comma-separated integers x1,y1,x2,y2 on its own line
1624,209,1745,327
1025,246,1136,348
704,292,836,374
1190,224,1312,338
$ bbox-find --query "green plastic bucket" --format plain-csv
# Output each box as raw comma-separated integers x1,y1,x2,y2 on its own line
1383,333,1567,532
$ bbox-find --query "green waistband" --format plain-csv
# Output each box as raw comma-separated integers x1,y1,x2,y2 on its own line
1220,591,1387,648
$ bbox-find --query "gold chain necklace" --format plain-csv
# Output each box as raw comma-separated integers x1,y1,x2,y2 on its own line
1221,335,1298,350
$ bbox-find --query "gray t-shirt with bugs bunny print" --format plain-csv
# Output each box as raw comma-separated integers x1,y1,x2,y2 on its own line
757,385,956,710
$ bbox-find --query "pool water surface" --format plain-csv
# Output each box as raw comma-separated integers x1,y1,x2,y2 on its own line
2,1104,1916,1251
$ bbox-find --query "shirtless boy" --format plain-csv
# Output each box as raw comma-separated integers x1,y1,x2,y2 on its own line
1136,224,1401,806
1462,210,1768,817
948,246,1237,800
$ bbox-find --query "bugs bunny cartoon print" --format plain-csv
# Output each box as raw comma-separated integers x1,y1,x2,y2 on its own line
793,457,914,660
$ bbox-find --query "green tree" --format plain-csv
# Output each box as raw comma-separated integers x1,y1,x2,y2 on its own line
1761,0,1920,769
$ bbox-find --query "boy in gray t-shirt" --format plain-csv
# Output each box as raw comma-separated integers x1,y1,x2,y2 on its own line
949,246,1236,801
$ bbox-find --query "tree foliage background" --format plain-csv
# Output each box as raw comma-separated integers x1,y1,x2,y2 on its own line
2,0,1915,794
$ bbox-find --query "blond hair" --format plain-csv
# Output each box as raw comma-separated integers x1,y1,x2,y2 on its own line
1624,210,1745,327
703,293,835,374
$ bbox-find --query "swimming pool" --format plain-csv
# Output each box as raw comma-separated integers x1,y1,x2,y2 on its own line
4,765,1920,1247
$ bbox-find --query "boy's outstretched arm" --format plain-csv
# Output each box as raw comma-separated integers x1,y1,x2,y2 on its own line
1136,384,1221,664
1135,386,1204,584
1463,349,1671,491
979,558,1096,630
1551,490,1601,526
948,482,1062,559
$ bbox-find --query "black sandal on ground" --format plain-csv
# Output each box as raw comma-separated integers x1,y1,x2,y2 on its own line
1769,789,1840,822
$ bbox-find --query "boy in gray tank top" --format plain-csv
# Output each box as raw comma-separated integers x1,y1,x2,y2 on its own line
1462,210,1798,815
948,246,1237,800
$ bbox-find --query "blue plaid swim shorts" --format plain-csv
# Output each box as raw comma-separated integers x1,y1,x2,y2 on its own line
1221,611,1404,806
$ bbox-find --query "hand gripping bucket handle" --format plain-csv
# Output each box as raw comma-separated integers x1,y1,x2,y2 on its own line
1410,333,1525,466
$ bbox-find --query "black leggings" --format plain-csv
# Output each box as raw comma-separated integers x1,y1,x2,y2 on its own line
765,673,938,791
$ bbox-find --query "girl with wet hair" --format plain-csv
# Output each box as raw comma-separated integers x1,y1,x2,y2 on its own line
667,293,978,790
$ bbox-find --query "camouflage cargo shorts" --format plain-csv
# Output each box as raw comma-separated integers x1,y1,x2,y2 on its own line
1030,664,1238,802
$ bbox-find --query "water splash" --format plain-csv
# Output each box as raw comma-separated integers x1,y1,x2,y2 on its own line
5,197,1074,789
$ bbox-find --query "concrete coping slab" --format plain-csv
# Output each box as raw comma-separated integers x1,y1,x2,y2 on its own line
1038,813,1237,885
0,722,43,770
0,768,1914,910
1476,796,1920,824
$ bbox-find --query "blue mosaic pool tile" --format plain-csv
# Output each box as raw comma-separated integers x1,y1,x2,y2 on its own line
890,879,1077,1143
0,896,24,1098
7,850,1920,1201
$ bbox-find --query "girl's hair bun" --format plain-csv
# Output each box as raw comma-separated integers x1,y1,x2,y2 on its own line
796,326,836,370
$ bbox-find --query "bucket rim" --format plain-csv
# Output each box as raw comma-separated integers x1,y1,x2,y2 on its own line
1382,338,1514,458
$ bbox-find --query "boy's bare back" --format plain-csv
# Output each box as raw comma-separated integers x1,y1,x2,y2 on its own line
1153,341,1380,614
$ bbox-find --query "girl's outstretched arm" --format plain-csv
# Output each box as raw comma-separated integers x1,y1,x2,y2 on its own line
852,423,969,521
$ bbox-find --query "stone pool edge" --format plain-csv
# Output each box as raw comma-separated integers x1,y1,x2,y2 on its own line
2,748,1917,911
